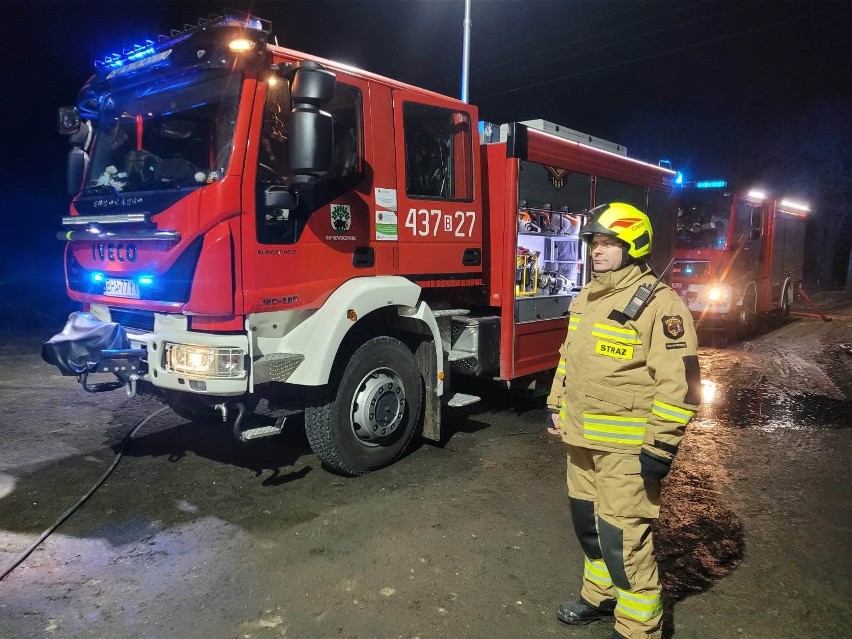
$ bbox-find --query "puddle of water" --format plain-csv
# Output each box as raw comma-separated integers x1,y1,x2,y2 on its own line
695,380,852,431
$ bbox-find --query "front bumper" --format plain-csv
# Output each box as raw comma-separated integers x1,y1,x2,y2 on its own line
44,305,251,396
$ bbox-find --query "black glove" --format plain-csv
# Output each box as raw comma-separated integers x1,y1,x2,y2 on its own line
639,448,672,482
545,408,560,431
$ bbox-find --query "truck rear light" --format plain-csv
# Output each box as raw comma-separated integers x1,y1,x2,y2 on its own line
164,343,246,379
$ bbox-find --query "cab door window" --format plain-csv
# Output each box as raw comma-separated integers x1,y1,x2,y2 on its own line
735,201,762,241
403,103,472,201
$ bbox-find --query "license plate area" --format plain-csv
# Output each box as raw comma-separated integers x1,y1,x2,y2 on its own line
104,278,140,299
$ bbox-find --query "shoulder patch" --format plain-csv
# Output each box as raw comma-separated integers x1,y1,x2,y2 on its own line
661,315,685,339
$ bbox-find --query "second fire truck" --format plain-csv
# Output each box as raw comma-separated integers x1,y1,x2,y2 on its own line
671,181,809,342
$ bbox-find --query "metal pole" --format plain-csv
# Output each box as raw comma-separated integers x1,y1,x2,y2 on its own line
461,0,472,103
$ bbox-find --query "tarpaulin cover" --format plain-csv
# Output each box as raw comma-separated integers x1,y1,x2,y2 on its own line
41,312,130,376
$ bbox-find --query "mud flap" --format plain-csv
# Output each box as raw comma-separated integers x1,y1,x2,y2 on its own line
41,311,130,376
414,339,441,441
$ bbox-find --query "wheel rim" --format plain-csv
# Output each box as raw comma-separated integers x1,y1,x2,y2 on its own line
350,367,406,444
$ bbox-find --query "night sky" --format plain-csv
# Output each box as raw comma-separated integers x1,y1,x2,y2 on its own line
3,0,851,321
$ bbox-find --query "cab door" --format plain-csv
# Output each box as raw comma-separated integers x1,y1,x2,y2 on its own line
241,70,373,315
391,93,483,284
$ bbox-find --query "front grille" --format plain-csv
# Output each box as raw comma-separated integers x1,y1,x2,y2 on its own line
109,307,155,332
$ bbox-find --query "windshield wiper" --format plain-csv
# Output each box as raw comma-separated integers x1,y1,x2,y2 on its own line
81,184,119,196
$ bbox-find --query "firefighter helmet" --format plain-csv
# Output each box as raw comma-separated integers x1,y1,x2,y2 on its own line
579,202,653,262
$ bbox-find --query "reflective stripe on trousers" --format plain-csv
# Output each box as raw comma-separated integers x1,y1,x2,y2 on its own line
615,587,663,623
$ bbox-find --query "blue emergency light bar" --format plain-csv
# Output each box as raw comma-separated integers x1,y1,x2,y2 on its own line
94,11,269,70
96,40,157,70
695,180,727,189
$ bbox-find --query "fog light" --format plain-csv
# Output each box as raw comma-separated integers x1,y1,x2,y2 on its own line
164,343,245,379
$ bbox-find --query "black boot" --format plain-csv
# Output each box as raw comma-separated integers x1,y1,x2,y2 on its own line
556,598,616,625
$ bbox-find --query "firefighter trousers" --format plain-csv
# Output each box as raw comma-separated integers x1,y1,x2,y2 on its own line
566,445,663,639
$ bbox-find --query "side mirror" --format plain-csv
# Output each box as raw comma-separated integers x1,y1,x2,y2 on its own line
264,185,297,210
287,61,336,185
58,106,81,135
68,120,93,150
67,147,88,195
291,61,336,103
289,108,333,183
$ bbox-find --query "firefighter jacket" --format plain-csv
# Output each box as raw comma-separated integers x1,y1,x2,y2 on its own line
547,262,701,464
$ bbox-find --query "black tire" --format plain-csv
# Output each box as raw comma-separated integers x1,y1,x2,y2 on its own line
305,336,423,476
779,284,792,321
736,292,756,339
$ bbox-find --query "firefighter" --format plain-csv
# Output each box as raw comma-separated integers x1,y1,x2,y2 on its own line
548,202,701,639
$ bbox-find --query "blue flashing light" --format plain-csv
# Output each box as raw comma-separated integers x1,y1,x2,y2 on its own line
675,171,684,186
91,272,105,283
95,39,156,70
684,265,693,275
138,275,155,286
127,41,156,61
695,180,727,189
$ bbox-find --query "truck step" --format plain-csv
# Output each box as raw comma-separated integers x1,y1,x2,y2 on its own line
447,349,476,362
234,409,296,442
239,424,285,440
446,392,481,407
432,308,471,318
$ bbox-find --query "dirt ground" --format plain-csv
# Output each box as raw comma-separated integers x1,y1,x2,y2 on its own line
0,293,850,639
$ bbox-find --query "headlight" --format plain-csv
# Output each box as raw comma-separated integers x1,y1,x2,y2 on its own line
702,284,730,304
164,343,246,378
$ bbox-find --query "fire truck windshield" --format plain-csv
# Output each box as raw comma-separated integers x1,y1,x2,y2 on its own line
83,72,242,196
676,190,732,250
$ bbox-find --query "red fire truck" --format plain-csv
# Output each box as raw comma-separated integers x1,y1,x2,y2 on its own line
670,182,809,342
43,13,678,474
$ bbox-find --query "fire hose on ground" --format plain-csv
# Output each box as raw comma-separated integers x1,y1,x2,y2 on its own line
0,406,169,582
791,285,833,322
